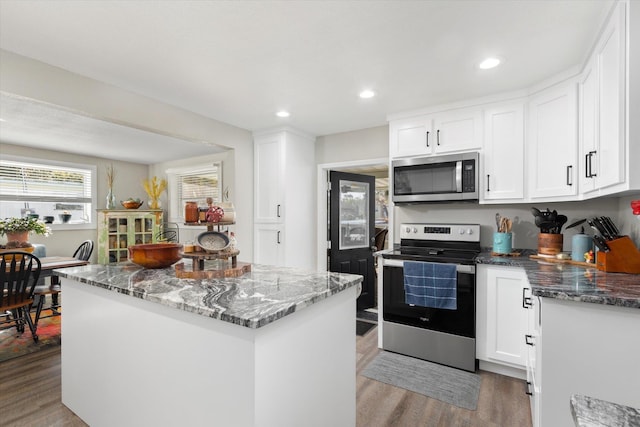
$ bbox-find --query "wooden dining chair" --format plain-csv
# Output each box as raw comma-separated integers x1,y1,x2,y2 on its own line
0,252,41,342
33,240,93,325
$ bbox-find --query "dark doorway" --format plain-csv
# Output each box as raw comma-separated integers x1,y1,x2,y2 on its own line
329,171,376,310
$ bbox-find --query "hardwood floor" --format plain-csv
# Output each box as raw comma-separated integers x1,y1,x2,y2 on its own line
0,326,532,427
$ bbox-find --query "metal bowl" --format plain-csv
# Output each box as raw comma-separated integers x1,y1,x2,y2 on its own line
197,231,230,252
128,243,183,269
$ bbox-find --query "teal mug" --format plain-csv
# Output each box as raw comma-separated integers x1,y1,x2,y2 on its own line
493,232,513,254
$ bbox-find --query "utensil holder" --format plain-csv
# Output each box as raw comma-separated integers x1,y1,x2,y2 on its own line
538,233,563,256
596,236,640,274
493,232,513,254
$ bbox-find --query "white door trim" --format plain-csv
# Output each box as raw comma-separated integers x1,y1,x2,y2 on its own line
315,158,388,271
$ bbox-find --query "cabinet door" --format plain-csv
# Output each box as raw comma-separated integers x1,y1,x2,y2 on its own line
433,108,483,154
389,117,432,158
528,84,578,199
254,224,284,266
480,266,529,368
579,61,598,194
254,135,283,223
596,1,625,191
483,102,525,200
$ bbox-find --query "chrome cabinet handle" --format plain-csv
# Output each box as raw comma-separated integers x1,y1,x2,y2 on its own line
566,165,573,186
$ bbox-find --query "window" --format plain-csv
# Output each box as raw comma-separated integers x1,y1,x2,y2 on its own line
166,162,222,222
0,155,97,228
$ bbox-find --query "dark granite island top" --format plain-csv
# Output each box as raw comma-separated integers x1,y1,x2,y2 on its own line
55,261,363,328
476,251,640,309
571,395,640,427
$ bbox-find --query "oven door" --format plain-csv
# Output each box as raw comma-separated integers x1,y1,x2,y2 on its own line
382,258,475,338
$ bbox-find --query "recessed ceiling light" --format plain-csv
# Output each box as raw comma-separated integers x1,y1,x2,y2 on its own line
276,111,290,118
479,57,501,70
359,90,375,99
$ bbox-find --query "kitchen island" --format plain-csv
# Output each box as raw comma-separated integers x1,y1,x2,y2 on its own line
55,262,363,427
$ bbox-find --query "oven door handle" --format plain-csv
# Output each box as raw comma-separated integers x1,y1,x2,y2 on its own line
382,258,475,274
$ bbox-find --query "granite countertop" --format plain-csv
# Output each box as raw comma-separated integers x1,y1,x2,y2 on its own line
570,394,640,427
54,261,363,329
476,250,640,309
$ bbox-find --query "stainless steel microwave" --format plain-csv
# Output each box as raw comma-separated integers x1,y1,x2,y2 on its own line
392,152,479,203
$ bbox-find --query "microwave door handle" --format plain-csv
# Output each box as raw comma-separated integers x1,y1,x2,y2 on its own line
455,161,463,193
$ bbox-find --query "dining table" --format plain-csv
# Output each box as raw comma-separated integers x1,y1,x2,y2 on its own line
33,256,90,326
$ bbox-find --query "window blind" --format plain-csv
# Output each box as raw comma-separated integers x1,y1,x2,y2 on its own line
0,159,93,203
177,168,221,207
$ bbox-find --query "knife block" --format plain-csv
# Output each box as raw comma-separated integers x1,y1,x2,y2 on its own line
596,236,640,274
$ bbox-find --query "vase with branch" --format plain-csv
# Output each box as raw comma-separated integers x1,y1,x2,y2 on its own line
143,176,167,209
106,164,116,209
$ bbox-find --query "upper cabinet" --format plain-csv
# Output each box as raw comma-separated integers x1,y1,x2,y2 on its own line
482,101,525,201
389,107,482,158
527,83,578,200
580,1,626,196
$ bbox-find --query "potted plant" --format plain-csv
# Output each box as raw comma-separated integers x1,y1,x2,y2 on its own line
0,217,52,243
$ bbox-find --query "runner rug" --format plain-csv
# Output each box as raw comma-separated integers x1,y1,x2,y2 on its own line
362,351,481,410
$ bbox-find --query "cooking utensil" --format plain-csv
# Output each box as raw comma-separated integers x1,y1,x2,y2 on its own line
588,217,607,238
496,213,501,231
597,217,615,240
601,217,620,238
566,218,587,230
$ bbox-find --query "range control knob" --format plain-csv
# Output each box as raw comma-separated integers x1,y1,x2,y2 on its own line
412,227,418,233
467,228,474,235
405,227,412,233
458,229,465,235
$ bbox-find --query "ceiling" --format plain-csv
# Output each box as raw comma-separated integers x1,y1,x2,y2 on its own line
0,0,613,163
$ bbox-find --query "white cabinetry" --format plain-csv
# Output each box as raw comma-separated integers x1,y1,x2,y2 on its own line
537,298,640,427
527,83,578,200
481,101,525,201
389,107,482,158
523,286,541,427
580,1,626,196
253,128,315,269
476,265,528,376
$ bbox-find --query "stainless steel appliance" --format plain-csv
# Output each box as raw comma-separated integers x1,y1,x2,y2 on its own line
380,223,481,372
392,152,479,203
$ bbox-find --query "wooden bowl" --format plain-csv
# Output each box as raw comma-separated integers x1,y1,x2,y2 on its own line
121,200,143,209
128,243,183,269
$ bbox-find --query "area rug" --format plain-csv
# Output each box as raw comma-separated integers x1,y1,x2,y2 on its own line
362,351,481,410
356,320,376,336
0,312,61,363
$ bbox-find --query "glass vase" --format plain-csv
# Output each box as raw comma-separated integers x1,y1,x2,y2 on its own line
106,188,116,209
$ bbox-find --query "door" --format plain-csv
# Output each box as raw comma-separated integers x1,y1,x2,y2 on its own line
329,171,375,310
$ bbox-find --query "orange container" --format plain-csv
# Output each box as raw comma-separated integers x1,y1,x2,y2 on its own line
184,201,199,223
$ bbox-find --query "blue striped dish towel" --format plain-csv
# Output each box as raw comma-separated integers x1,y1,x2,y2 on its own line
403,261,457,310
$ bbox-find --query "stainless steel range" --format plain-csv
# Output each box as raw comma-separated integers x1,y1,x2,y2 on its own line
380,223,481,372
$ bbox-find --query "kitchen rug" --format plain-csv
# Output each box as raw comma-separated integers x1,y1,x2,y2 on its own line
362,351,481,410
0,311,61,363
356,320,376,336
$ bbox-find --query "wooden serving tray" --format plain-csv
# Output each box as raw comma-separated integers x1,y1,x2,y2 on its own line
529,255,596,268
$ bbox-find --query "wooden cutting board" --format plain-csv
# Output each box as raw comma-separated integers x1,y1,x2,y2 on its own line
529,255,596,268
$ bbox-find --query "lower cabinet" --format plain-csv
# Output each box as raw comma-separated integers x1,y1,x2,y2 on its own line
253,223,284,266
476,265,529,374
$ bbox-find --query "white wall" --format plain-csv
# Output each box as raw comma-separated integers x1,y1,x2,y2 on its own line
0,49,255,261
315,125,388,164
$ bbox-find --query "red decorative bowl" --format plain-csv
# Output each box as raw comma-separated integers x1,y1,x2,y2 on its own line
206,206,224,223
128,243,183,269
